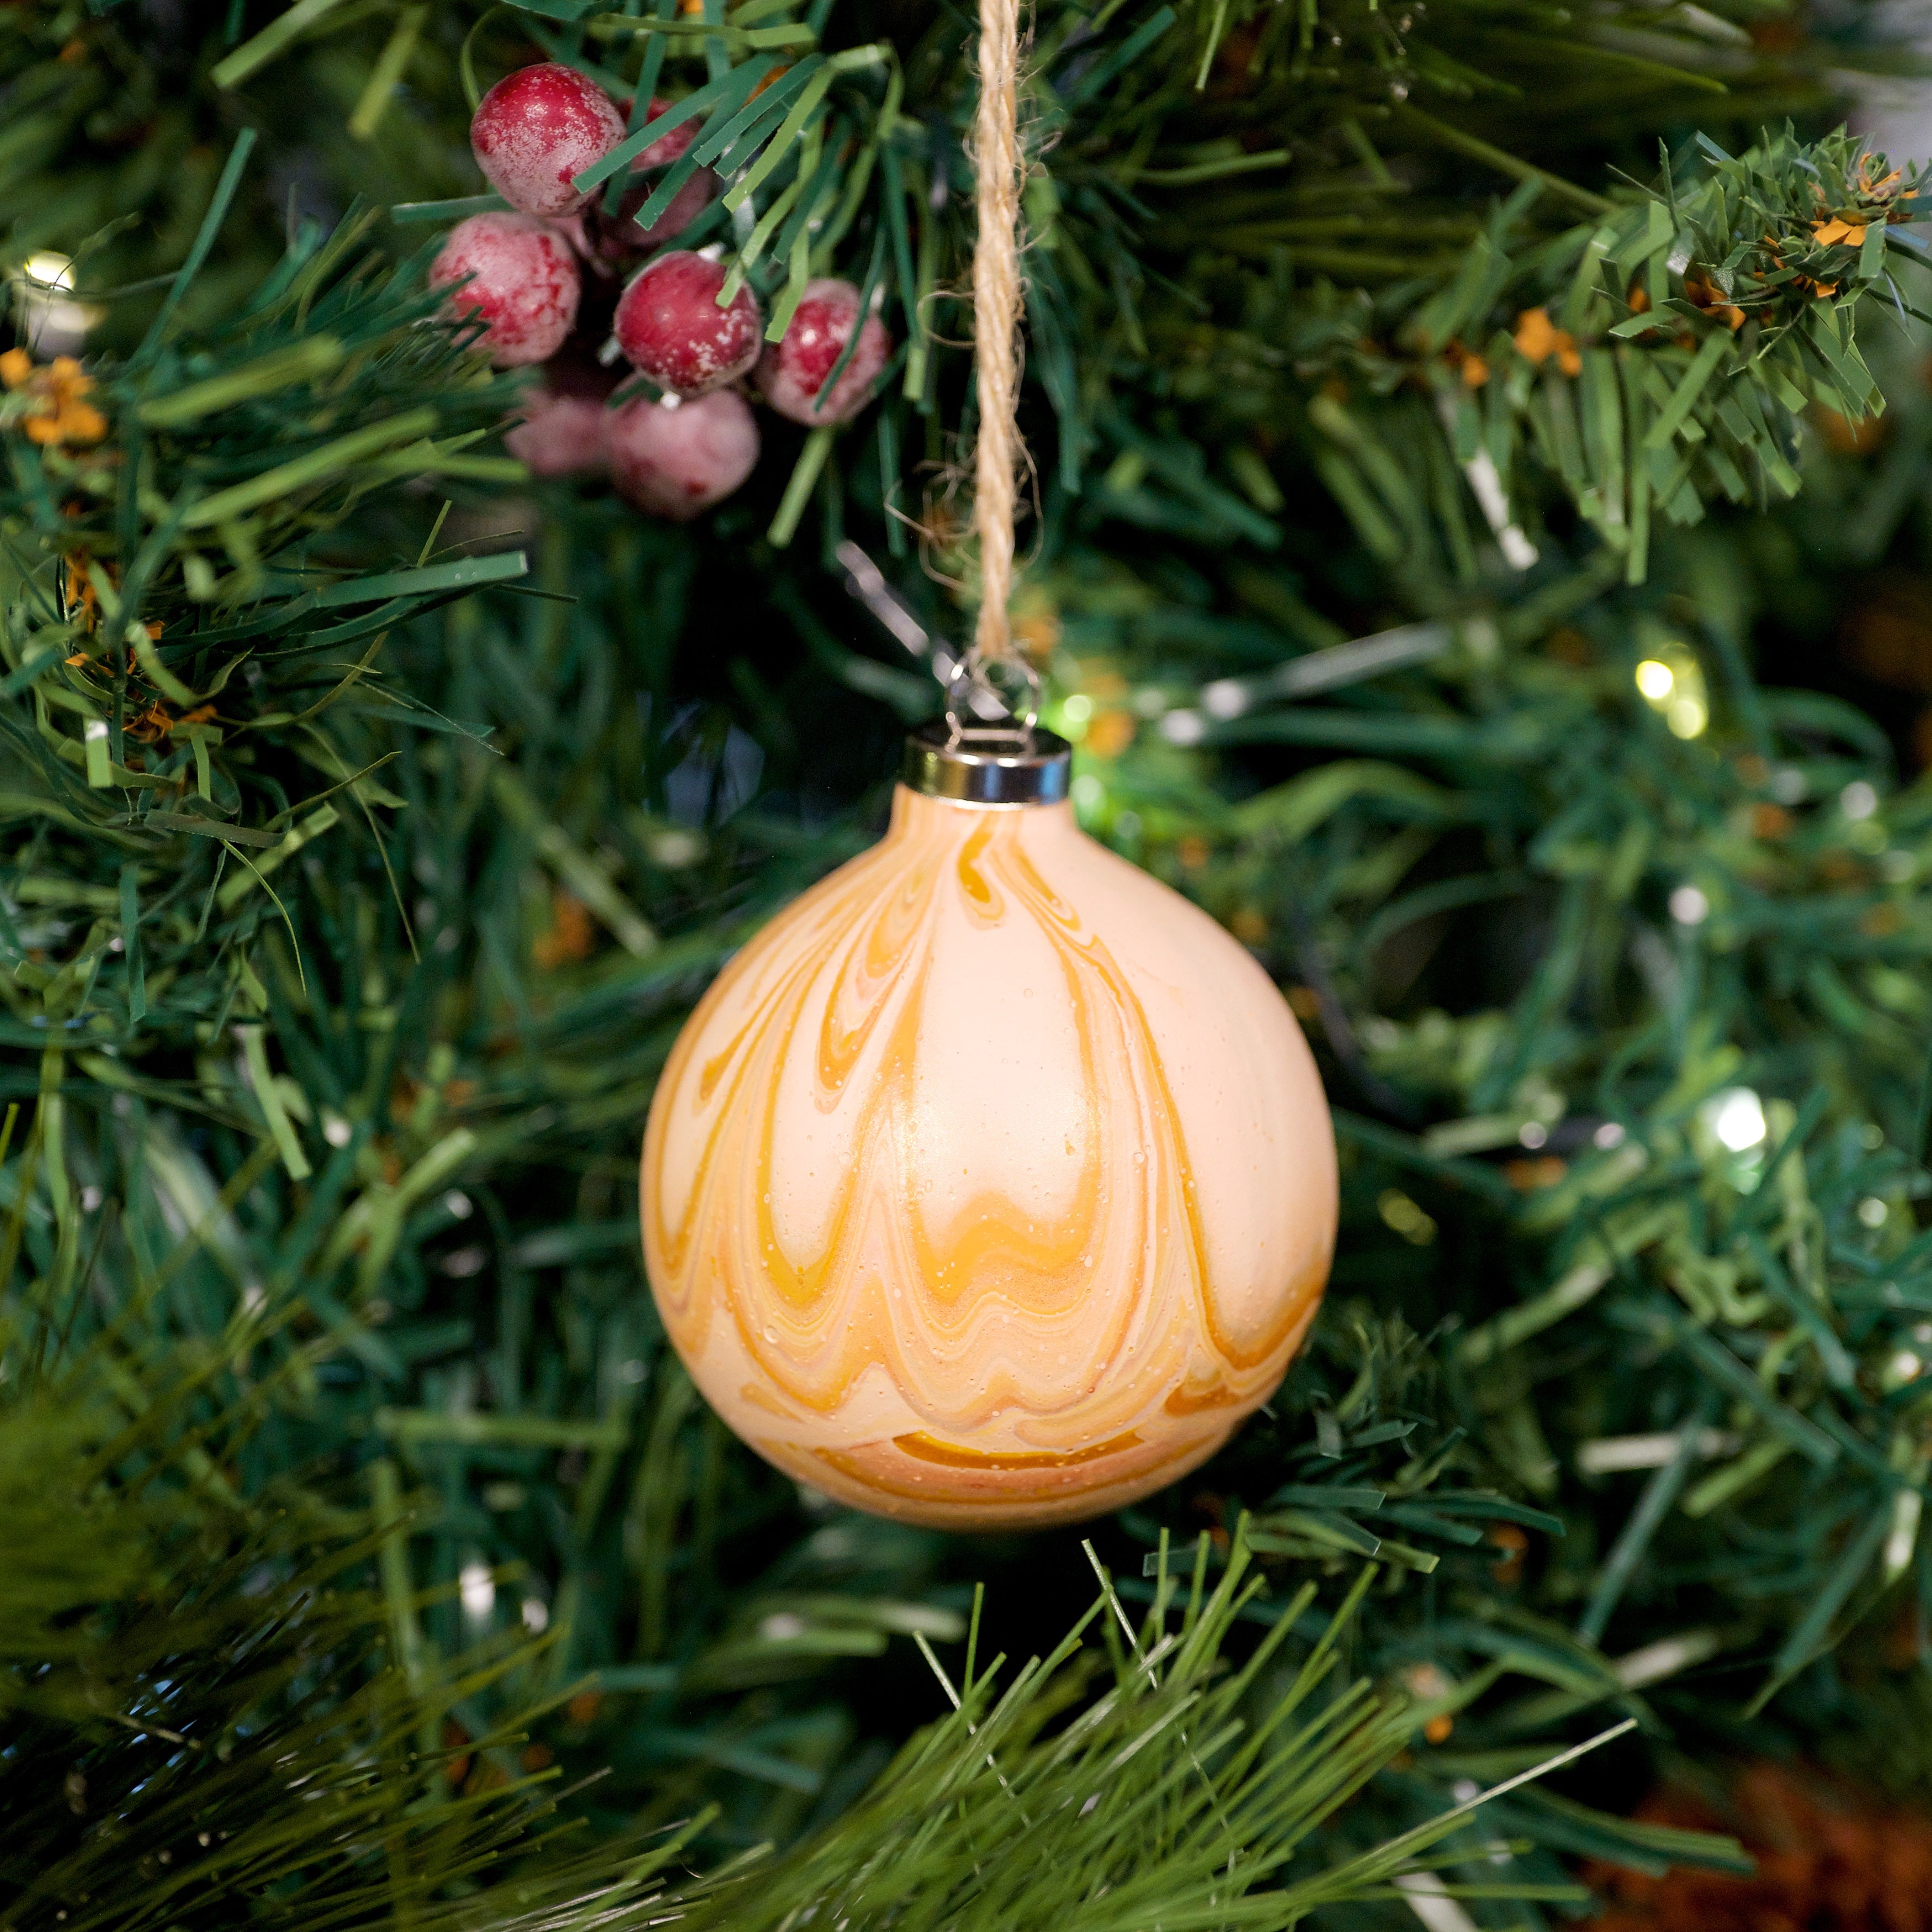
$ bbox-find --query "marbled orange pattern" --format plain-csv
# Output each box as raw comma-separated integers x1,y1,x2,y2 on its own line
641,785,1336,1528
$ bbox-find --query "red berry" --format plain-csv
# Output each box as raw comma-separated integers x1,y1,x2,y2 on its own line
756,279,891,425
545,210,597,264
608,390,760,519
471,63,625,218
559,99,715,275
567,166,719,274
613,167,720,256
616,96,698,170
613,251,762,399
505,386,610,477
431,214,580,367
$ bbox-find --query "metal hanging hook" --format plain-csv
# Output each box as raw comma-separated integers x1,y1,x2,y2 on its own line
944,649,1041,747
836,542,1064,803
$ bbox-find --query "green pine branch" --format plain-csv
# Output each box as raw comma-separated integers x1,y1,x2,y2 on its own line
4,0,1890,567
0,1307,1652,1930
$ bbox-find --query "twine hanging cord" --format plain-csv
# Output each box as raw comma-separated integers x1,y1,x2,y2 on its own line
968,0,1027,678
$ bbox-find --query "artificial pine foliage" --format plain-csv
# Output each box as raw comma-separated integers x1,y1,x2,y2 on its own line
12,0,1932,1922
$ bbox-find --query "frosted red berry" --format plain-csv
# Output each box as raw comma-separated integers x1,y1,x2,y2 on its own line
562,99,715,273
617,97,698,170
612,166,720,256
431,213,581,367
613,251,761,399
505,386,611,477
572,166,719,273
608,390,760,520
471,63,625,218
756,279,891,425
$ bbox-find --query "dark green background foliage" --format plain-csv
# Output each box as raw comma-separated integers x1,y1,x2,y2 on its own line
10,0,1932,1922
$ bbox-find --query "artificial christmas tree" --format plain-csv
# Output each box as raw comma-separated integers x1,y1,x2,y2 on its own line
8,0,1932,1924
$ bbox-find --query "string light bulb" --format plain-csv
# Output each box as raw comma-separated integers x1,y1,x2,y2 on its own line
10,251,102,356
1704,1087,1766,1153
1633,641,1708,739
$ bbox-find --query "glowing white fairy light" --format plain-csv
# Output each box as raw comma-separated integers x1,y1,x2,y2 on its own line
459,1561,496,1624
1887,1490,1922,1584
11,251,101,355
1704,1087,1766,1153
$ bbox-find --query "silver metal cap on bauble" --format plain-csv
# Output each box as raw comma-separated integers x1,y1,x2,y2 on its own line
900,718,1073,806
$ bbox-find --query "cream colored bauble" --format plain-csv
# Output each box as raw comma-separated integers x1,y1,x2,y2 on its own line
640,722,1336,1530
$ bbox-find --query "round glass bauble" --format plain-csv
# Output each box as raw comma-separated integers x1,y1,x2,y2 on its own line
641,778,1336,1528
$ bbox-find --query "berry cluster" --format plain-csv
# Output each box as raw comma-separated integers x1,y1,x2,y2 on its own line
430,62,892,522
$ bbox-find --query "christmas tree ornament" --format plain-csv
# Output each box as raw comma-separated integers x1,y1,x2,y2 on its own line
431,213,580,367
613,251,762,397
608,389,760,519
640,698,1337,1527
470,62,625,219
757,278,892,425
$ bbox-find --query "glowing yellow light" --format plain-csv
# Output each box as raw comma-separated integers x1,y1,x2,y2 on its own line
22,251,75,291
1061,694,1094,724
1377,1188,1437,1246
1666,696,1708,739
12,248,100,354
1634,660,1675,700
